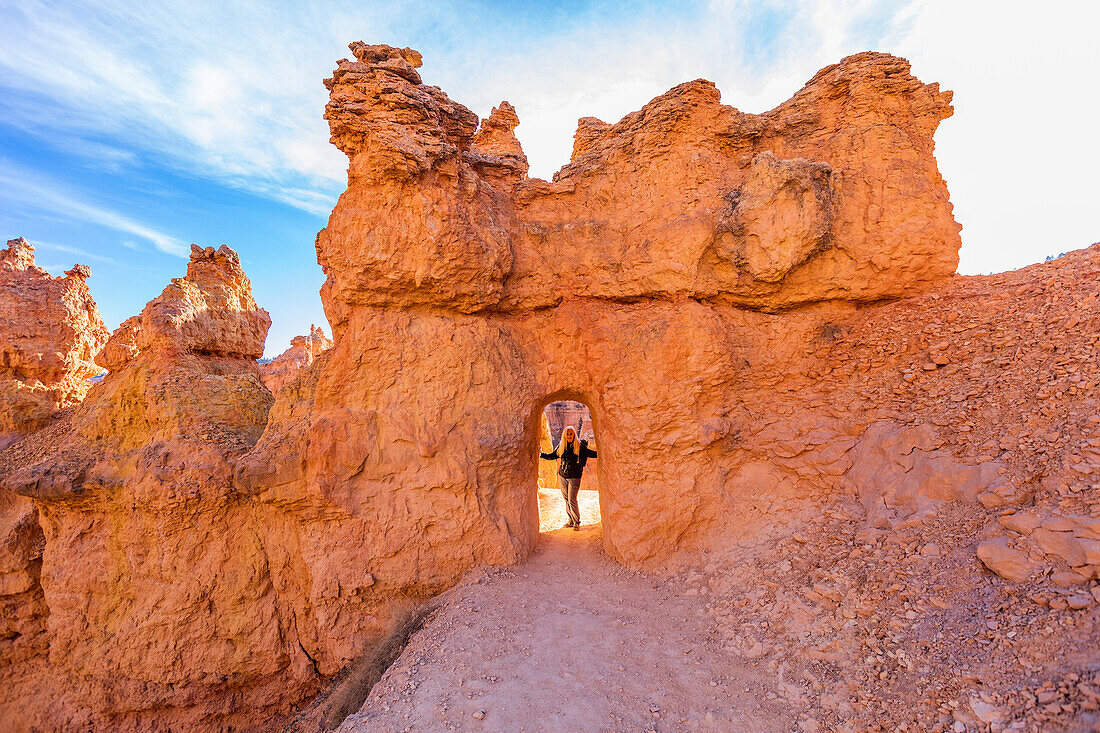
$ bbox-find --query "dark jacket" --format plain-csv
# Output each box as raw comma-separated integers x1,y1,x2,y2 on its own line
540,439,597,479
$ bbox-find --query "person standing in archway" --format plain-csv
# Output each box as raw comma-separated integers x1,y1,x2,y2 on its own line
540,425,597,530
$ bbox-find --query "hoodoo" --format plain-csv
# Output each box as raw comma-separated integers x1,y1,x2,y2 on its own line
1,41,1098,732
0,245,307,729
0,237,108,448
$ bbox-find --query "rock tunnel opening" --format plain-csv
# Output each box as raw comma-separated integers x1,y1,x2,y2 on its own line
535,397,602,533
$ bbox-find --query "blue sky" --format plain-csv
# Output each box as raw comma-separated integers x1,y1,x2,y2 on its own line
1,0,1097,356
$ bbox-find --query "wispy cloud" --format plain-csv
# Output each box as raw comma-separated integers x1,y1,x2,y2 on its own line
0,0,361,213
0,0,1095,275
29,239,120,265
0,161,187,256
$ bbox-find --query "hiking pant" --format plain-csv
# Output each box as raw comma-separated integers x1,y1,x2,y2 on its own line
558,475,582,525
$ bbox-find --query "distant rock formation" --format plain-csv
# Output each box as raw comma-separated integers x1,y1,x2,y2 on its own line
261,324,332,393
544,401,594,443
0,237,108,448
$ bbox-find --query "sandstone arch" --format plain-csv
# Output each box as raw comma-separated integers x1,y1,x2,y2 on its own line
238,42,966,668
17,39,1097,731
530,390,605,529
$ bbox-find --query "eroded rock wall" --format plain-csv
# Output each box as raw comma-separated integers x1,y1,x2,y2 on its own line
0,246,321,730
236,43,970,673
0,237,109,724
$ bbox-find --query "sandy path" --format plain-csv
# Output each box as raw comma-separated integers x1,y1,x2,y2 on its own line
537,486,601,532
337,525,792,733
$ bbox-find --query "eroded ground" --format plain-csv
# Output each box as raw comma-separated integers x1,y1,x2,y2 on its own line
337,485,1099,733
340,526,791,733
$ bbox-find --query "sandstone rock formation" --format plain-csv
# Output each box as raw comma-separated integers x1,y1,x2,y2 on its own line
0,237,108,718
235,42,969,674
261,324,333,393
0,237,108,447
2,41,1098,732
544,400,594,443
0,245,308,730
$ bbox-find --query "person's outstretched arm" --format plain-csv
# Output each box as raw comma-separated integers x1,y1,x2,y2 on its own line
583,444,597,458
539,451,558,460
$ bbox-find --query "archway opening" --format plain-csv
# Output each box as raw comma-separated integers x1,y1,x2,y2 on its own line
536,399,602,533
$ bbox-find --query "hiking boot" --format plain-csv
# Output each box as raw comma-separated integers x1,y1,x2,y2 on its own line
572,523,580,531
562,522,574,529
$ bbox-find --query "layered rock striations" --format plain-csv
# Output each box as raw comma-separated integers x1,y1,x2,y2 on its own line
0,237,108,447
261,324,333,393
0,245,319,730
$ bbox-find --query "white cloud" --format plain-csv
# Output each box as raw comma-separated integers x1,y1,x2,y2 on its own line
29,239,120,265
893,0,1100,273
0,0,1095,274
0,0,354,212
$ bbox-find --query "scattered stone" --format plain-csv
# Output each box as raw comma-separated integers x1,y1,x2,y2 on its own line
977,538,1040,582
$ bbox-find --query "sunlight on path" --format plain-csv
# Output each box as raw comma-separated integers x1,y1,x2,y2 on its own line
537,486,601,533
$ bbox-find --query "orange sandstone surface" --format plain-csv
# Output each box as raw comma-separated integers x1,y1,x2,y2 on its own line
0,42,1098,732
1,245,287,730
0,238,108,728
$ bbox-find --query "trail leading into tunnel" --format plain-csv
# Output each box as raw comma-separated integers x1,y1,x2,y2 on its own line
337,524,793,732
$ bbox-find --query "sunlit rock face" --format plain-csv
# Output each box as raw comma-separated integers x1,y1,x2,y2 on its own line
0,237,108,448
236,43,975,671
0,245,313,730
0,238,108,703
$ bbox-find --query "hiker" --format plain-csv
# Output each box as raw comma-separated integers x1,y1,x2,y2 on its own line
539,425,597,530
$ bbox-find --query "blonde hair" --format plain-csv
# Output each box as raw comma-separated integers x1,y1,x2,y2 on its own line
553,426,579,457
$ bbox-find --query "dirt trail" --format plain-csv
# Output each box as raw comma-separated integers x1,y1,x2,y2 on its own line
337,521,792,733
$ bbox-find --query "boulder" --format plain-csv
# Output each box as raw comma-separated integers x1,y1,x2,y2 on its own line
977,538,1040,583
